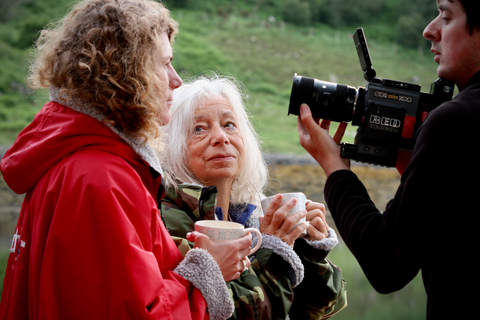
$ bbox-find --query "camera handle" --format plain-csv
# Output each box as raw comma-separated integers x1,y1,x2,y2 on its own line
364,69,376,82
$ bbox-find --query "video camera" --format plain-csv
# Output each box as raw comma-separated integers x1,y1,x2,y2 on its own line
288,28,455,167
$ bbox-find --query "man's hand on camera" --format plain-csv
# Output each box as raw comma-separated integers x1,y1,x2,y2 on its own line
297,104,350,177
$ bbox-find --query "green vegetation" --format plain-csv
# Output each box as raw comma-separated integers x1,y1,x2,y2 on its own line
0,0,442,151
170,8,441,153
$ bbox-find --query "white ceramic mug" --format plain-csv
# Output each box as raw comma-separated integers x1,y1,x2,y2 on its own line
194,220,263,254
261,192,308,233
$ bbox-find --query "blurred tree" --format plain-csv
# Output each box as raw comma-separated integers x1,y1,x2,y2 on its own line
0,0,32,23
281,0,312,26
16,18,51,49
320,0,389,28
161,0,192,9
165,0,235,16
396,13,427,49
0,43,29,95
394,0,437,49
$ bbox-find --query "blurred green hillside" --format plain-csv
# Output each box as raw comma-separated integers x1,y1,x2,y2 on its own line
0,0,441,153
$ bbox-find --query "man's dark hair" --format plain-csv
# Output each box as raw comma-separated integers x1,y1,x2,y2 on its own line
458,0,480,34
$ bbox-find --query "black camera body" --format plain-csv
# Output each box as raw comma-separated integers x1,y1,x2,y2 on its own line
288,28,455,167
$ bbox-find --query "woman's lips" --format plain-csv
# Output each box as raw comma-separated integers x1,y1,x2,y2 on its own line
208,154,235,161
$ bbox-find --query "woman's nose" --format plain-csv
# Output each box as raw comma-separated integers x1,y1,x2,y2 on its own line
210,126,229,145
168,65,182,89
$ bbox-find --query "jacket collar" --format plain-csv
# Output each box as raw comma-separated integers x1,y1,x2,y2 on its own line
165,184,257,226
464,70,480,90
49,86,163,177
164,184,217,221
214,204,257,226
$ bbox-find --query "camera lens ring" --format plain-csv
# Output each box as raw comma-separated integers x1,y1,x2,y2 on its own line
288,74,356,122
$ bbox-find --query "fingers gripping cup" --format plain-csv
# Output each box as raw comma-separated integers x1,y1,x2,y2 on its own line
261,192,308,234
194,220,263,254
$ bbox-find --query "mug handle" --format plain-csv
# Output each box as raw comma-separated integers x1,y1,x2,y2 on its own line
244,228,262,254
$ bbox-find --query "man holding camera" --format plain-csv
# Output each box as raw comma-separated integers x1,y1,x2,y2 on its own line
296,0,480,319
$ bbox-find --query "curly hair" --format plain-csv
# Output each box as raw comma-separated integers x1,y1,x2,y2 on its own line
28,0,178,140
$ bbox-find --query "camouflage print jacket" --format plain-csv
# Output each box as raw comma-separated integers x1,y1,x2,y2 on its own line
160,184,347,320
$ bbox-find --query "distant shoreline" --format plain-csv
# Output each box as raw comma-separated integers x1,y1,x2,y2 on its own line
0,144,321,165
0,145,9,160
0,144,381,167
0,144,315,165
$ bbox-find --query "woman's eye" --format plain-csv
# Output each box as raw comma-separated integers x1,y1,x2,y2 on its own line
224,122,237,130
193,126,206,134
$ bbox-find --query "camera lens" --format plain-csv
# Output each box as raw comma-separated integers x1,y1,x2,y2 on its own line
288,74,356,122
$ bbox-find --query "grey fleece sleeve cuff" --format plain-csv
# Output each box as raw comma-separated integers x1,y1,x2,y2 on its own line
260,234,304,287
174,248,234,320
302,227,339,251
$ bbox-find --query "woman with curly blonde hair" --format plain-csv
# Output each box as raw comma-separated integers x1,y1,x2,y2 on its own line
29,0,177,139
0,1,252,319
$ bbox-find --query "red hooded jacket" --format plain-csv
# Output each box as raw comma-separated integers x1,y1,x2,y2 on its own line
0,101,216,319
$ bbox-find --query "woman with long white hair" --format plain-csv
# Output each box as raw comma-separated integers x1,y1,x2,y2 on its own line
160,74,347,319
